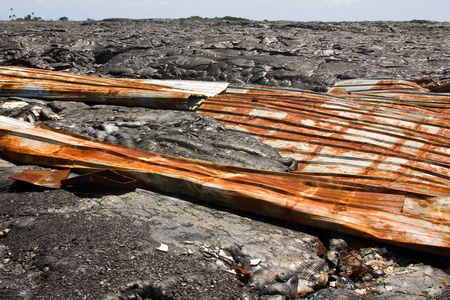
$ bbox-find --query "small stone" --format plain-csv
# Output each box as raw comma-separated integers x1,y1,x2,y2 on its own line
355,289,367,295
372,268,385,278
156,243,168,252
329,238,348,252
335,277,351,289
361,273,373,282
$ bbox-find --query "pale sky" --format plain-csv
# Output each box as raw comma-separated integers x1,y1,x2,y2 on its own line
1,0,449,22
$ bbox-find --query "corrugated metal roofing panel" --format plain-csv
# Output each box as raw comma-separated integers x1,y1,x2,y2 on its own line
328,78,450,94
198,86,450,198
134,79,229,97
1,68,449,254
1,115,448,255
327,78,431,93
327,78,450,112
0,66,228,110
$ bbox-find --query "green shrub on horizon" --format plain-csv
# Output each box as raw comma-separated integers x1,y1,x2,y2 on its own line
8,9,42,21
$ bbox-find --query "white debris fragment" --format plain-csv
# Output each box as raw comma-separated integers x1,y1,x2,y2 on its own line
223,269,238,275
1,101,29,109
156,243,168,252
0,228,11,238
250,258,262,266
355,289,367,295
219,249,234,261
31,107,41,117
26,115,35,123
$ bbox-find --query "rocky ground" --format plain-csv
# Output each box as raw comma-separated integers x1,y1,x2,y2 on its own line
0,19,450,299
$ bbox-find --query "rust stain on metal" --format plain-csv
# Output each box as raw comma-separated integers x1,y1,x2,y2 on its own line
9,169,70,189
230,265,251,283
327,78,450,112
316,237,326,257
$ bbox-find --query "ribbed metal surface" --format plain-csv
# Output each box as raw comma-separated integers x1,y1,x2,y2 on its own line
1,115,448,254
134,78,229,97
0,66,228,110
327,78,431,93
327,78,450,112
0,68,449,254
198,86,450,199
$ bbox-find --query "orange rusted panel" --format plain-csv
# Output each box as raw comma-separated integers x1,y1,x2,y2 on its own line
0,116,449,255
198,85,450,199
327,78,450,112
9,169,70,188
327,78,431,93
0,66,228,110
1,68,449,254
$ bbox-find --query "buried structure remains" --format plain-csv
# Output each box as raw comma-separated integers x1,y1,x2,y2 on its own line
1,66,450,299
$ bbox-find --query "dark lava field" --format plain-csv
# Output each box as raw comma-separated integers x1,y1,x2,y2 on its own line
0,18,449,300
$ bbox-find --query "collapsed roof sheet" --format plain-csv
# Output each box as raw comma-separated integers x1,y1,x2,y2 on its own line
328,78,450,94
327,78,450,111
0,115,448,255
0,67,449,254
198,85,450,198
0,66,228,110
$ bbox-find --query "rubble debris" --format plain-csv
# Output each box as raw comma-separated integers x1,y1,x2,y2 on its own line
250,266,299,299
250,259,262,266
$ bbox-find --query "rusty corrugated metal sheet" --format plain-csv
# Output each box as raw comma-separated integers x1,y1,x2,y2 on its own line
132,78,229,97
0,115,449,255
0,66,228,110
198,85,450,199
0,68,449,254
327,78,431,93
327,78,450,111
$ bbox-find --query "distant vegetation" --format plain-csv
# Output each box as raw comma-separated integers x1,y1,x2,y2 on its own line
9,9,42,21
8,8,68,21
186,16,250,21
